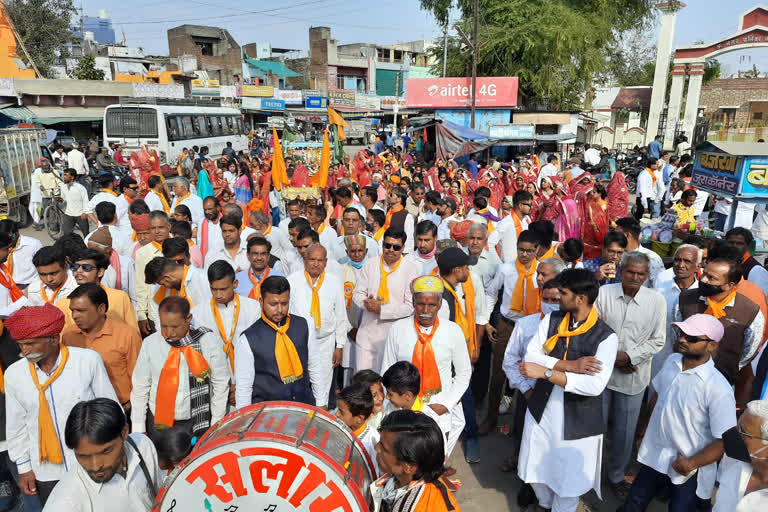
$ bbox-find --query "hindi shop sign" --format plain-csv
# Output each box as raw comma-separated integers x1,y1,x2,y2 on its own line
489,124,535,139
739,157,768,198
275,89,303,105
407,77,518,108
328,89,356,107
305,97,328,109
242,85,274,97
691,151,743,196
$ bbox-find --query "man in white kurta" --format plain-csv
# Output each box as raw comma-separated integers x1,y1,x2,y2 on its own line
352,231,421,373
170,177,204,226
340,235,367,384
380,276,471,457
197,197,223,262
27,247,79,308
146,260,211,330
404,220,438,275
518,269,618,512
0,227,43,288
288,244,349,402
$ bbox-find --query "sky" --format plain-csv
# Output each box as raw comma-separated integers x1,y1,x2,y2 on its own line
87,0,768,74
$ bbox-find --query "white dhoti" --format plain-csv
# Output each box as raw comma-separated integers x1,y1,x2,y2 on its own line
445,402,465,457
316,333,336,400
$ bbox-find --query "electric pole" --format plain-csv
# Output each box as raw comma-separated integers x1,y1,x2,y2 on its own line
442,24,448,78
470,0,479,129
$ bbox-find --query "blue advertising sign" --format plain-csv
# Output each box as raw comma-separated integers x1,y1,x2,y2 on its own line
740,157,768,198
690,151,743,197
261,99,285,111
305,97,328,109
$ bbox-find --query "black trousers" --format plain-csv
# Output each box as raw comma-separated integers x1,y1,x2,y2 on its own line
62,214,90,237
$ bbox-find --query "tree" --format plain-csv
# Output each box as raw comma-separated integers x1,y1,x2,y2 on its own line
5,0,74,78
742,64,761,79
72,55,105,81
419,0,656,109
703,59,721,84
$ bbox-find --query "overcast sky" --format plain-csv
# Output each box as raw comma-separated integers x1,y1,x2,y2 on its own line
90,0,768,74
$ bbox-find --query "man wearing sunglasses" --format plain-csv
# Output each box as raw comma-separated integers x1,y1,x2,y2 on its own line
116,176,139,236
713,399,768,510
352,228,421,373
619,314,735,511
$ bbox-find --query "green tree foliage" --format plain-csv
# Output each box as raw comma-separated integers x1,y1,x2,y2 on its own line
703,59,721,84
72,55,105,81
420,0,656,109
5,0,75,78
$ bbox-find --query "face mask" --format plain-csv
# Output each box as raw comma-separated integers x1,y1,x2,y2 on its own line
541,302,560,315
698,281,724,297
349,258,365,269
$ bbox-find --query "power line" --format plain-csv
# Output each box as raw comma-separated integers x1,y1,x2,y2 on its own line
118,0,332,25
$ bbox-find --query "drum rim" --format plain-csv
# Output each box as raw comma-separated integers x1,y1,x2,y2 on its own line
154,401,373,511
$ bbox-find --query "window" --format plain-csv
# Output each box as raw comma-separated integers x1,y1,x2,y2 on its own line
236,117,245,135
225,116,234,134
105,107,158,138
195,116,208,136
337,76,346,89
166,116,180,141
754,112,763,120
210,115,221,136
181,116,194,137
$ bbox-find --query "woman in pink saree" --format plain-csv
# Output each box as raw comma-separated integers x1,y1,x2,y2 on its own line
606,170,630,224
537,177,580,241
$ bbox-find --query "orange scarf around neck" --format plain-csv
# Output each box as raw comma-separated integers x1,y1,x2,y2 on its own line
704,289,737,319
509,260,538,315
154,340,211,429
412,316,441,398
30,345,70,464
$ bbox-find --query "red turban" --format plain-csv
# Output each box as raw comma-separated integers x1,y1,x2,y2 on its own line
450,220,475,241
5,304,65,340
131,213,150,232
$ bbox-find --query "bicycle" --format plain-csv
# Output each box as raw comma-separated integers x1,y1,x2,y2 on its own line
42,188,66,240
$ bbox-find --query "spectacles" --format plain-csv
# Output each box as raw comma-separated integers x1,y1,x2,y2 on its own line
383,243,403,251
70,263,96,272
518,247,537,254
128,186,139,191
520,202,533,208
738,424,768,441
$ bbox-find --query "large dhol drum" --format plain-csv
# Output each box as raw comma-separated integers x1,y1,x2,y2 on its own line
154,401,376,512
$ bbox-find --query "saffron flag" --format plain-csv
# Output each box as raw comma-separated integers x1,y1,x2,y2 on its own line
327,106,350,141
271,127,290,191
310,129,331,188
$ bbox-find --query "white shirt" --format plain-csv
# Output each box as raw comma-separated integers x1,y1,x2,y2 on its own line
85,225,133,257
316,225,337,256
496,214,531,263
59,181,89,217
5,347,119,481
0,271,27,316
147,266,211,328
486,259,539,321
84,190,119,216
197,218,222,254
130,330,230,433
639,354,736,499
143,191,167,214
595,283,667,395
115,195,132,234
8,235,43,286
471,249,501,289
747,264,768,297
43,433,160,512
437,272,489,326
26,272,79,307
652,271,698,382
502,313,540,394
436,214,458,241
637,169,655,207
288,270,349,346
584,147,600,166
381,317,471,415
653,168,666,201
233,315,328,408
67,148,89,175
518,314,619,498
714,455,768,511
171,192,204,227
404,250,437,275
102,254,137,309
203,243,249,273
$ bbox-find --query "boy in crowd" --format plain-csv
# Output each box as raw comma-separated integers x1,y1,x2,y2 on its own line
336,383,380,476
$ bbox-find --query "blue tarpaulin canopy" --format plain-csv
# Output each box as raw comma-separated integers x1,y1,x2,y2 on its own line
243,58,303,80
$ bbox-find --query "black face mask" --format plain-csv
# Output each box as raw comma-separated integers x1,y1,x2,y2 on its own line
698,281,724,297
722,426,752,463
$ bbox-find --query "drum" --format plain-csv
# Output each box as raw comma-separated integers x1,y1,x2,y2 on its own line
153,401,376,512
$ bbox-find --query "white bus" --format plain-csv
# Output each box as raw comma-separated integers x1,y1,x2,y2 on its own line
103,103,248,166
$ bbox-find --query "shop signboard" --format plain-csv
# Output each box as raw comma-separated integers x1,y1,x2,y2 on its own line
435,109,511,135
275,89,303,105
242,97,285,111
489,124,535,139
380,96,408,110
242,85,274,97
691,151,743,196
407,77,519,108
302,89,323,99
740,156,768,198
305,97,328,109
328,89,356,107
191,79,220,96
355,93,381,110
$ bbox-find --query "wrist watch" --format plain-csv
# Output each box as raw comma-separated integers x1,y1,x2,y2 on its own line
544,368,553,381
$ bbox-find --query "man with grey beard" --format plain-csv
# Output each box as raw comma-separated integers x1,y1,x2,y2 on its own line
2,303,117,509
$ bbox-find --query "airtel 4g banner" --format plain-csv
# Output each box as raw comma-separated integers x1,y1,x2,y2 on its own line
406,77,518,108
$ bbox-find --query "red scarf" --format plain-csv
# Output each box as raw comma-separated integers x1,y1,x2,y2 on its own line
200,219,212,260
110,250,122,290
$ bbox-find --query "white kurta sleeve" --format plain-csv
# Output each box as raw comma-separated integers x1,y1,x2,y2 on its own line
380,322,401,374
5,376,32,473
472,273,490,325
203,334,231,424
485,265,505,313
523,315,563,370
563,333,619,396
332,280,350,349
352,262,373,309
130,343,153,433
306,325,328,407
503,322,535,394
234,334,255,410
403,215,415,254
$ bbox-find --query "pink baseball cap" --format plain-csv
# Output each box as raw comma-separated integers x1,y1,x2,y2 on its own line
671,314,724,342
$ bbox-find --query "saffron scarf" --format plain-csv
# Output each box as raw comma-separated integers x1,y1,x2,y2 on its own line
648,168,657,187
305,271,325,330
377,257,402,303
512,211,524,236
261,313,304,383
412,316,441,398
509,260,539,315
41,280,66,304
383,204,404,231
538,243,559,261
352,421,368,437
211,296,240,371
373,226,386,242
29,344,70,464
248,267,270,301
542,307,599,358
101,188,118,197
154,341,211,429
153,266,191,306
705,289,737,319
443,278,477,358
153,191,170,214
0,263,23,302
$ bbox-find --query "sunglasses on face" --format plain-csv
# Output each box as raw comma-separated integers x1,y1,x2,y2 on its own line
383,243,403,251
70,263,96,272
676,330,711,344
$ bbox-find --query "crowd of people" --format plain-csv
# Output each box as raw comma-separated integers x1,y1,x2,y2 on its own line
0,136,767,512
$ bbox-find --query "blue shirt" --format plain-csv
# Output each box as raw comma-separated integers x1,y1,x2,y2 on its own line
583,256,621,286
662,164,674,183
402,135,410,150
648,140,662,159
386,135,395,147
235,267,285,296
467,160,479,179
374,140,384,155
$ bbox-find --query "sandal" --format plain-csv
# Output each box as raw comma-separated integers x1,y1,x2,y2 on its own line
499,456,517,472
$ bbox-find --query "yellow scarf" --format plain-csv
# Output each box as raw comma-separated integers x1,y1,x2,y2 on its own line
305,271,325,330
704,289,737,319
154,191,170,214
411,395,424,411
509,259,539,315
101,188,118,197
373,226,386,242
352,421,368,437
263,225,272,236
211,296,240,371
30,344,69,464
41,280,66,305
261,313,303,383
377,257,402,303
442,278,477,358
542,307,599,358
538,243,559,261
153,266,192,306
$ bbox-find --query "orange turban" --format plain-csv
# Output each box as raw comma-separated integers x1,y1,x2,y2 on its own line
450,220,475,241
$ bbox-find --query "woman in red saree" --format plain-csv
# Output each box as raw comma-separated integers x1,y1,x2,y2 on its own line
537,177,580,241
446,181,467,217
606,170,629,224
571,174,596,224
582,184,609,259
525,181,541,221
210,165,231,200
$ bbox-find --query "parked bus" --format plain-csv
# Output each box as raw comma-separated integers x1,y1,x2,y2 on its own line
103,103,248,167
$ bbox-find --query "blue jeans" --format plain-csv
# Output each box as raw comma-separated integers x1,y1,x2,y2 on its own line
713,212,728,232
619,464,699,511
461,385,478,439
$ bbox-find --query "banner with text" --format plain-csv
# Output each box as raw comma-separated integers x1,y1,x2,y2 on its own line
406,77,519,108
